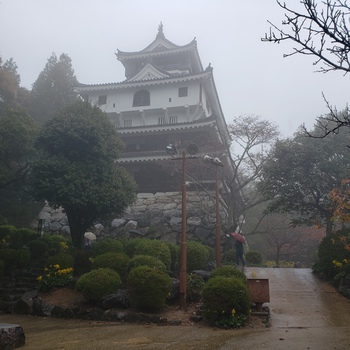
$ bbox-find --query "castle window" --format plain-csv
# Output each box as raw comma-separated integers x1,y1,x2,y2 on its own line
178,87,188,97
98,95,107,105
169,116,178,124
133,90,150,107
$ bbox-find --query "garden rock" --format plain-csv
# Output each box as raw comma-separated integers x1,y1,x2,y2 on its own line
0,323,25,349
101,289,131,310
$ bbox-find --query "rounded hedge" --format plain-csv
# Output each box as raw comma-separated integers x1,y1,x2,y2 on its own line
166,242,180,273
9,228,38,249
202,276,251,324
128,254,167,274
76,268,121,303
27,239,49,259
0,225,16,240
187,241,210,272
222,249,236,264
17,248,31,267
45,253,74,269
127,265,172,311
0,248,18,268
123,238,147,258
245,250,263,266
91,238,124,257
92,252,130,282
134,239,171,271
210,265,247,283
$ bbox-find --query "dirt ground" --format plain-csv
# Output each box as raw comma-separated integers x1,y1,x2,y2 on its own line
40,287,266,328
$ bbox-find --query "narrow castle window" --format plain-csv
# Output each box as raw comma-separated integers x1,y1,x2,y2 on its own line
178,87,188,97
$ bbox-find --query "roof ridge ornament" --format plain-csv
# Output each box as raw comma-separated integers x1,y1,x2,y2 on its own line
157,22,165,39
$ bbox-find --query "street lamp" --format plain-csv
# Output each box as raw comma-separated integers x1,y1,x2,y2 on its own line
204,155,224,268
166,144,197,309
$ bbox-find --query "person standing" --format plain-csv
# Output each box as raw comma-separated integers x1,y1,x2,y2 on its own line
234,238,245,270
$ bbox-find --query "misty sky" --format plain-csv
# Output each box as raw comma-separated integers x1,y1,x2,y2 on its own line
1,0,349,137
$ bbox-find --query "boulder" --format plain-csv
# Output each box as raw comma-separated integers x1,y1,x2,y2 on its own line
101,289,131,310
0,323,25,349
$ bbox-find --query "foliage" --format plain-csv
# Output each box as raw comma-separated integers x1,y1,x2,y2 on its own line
8,228,37,249
76,268,121,303
128,254,167,274
215,309,247,329
37,264,74,292
313,229,350,280
245,250,262,265
258,128,350,235
202,276,251,326
123,238,146,258
0,224,16,240
134,239,171,271
127,265,172,311
16,248,31,267
225,114,280,227
264,260,295,268
186,273,205,302
91,238,124,257
330,179,350,224
0,260,3,276
0,248,18,268
45,253,74,270
187,240,210,272
222,249,236,264
30,53,78,123
166,241,180,273
26,239,49,259
92,252,130,282
30,100,136,249
210,265,247,283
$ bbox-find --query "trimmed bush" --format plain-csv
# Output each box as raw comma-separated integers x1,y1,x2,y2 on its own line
76,268,121,303
123,238,147,258
166,242,180,274
202,276,251,325
128,254,167,274
45,253,74,270
135,239,171,271
92,252,130,282
9,228,38,249
17,248,31,267
210,265,247,283
187,241,210,272
245,250,262,266
222,249,236,264
0,225,16,240
0,248,18,268
186,273,205,302
27,239,49,259
91,238,124,257
127,265,172,311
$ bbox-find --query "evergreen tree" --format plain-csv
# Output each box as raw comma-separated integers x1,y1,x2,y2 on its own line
30,53,78,123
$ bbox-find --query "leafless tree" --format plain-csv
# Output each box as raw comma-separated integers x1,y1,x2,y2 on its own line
262,0,350,135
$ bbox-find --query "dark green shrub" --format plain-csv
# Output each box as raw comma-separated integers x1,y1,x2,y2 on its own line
202,276,251,326
128,255,167,274
91,238,124,257
210,266,247,283
0,248,18,268
245,251,262,266
166,242,180,273
186,273,205,302
27,239,49,259
76,268,121,303
123,238,147,258
47,235,70,254
92,252,130,282
17,248,31,267
127,265,172,311
135,239,171,271
0,260,4,276
9,228,38,249
45,253,74,269
222,249,236,264
0,225,16,240
315,230,350,280
187,241,210,272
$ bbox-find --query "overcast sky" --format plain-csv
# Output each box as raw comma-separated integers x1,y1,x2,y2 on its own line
1,0,349,137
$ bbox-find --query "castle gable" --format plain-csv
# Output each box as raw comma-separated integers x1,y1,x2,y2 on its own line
126,63,170,82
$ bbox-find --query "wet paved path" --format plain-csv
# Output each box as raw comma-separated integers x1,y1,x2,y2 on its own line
1,268,350,349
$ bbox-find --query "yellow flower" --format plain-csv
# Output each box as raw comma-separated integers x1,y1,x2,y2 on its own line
37,276,42,282
53,264,60,269
231,309,236,316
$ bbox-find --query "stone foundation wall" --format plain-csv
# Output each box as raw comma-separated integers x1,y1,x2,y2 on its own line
32,191,228,248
